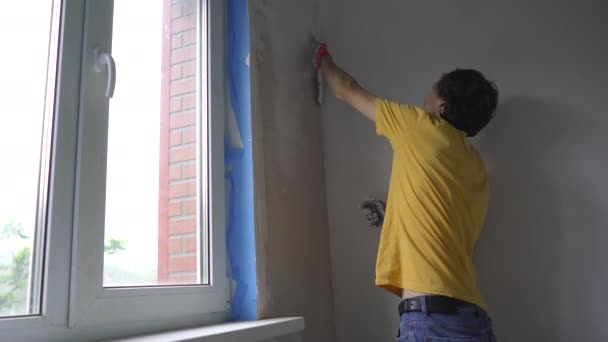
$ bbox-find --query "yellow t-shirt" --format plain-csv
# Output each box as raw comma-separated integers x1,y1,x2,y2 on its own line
375,98,488,310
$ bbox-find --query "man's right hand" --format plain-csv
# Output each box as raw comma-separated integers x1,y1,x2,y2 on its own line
313,41,332,71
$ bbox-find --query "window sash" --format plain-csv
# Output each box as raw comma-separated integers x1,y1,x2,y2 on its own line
0,0,84,331
0,0,228,339
69,0,227,328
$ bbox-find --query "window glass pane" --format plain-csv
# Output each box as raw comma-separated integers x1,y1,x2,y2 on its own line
104,0,206,287
0,1,58,317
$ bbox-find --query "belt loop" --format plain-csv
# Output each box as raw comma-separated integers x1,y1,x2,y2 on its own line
420,296,429,316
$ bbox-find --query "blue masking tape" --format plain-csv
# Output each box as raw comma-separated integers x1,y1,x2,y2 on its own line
225,0,256,321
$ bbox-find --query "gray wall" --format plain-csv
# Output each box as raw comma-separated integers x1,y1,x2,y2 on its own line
321,1,608,341
248,1,335,341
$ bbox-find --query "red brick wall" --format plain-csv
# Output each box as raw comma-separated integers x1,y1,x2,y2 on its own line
158,0,198,284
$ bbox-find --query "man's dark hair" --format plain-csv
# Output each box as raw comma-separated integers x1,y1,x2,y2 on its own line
435,69,498,137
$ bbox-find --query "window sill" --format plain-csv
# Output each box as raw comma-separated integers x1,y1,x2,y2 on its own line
107,317,305,342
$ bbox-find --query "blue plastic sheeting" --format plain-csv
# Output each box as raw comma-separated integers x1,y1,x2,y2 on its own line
225,0,257,321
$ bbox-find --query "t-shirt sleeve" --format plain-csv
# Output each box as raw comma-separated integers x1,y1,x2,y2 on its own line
375,98,426,141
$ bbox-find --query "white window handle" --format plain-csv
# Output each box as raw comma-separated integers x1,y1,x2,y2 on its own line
93,48,116,98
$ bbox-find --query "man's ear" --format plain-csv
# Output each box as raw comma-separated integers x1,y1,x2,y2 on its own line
438,102,447,116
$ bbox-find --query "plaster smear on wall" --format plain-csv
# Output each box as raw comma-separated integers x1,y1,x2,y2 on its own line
249,0,336,341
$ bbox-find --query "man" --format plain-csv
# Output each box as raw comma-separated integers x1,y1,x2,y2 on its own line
314,43,498,341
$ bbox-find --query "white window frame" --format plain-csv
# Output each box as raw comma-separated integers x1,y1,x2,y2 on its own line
0,0,228,340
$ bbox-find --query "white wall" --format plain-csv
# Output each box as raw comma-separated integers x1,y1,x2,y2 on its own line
248,1,335,342
321,1,608,341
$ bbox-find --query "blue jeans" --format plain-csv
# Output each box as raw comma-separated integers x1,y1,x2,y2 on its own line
397,297,497,341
